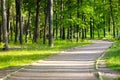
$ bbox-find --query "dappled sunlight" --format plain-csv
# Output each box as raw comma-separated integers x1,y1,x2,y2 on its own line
1,40,118,80
32,60,94,66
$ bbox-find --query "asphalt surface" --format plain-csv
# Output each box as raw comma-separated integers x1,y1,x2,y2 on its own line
3,40,113,80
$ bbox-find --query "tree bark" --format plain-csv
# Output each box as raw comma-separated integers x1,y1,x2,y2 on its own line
55,0,58,40
7,5,10,42
109,0,116,38
67,27,70,40
60,0,64,39
108,14,111,38
25,11,31,43
1,0,8,50
82,29,85,39
49,0,54,47
33,0,41,43
15,0,19,43
43,1,49,44
62,27,65,40
76,0,80,42
55,13,58,39
10,22,13,41
19,2,23,44
98,25,100,39
90,17,93,39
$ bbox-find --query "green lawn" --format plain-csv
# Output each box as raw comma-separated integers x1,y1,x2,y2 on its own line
115,78,120,80
0,39,90,69
105,41,120,71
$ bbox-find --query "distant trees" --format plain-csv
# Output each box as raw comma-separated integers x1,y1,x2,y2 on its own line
0,0,120,50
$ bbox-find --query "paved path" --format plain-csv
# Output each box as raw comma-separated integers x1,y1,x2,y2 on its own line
4,40,113,80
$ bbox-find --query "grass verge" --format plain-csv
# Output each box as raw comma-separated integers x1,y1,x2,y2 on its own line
0,39,91,69
105,41,120,71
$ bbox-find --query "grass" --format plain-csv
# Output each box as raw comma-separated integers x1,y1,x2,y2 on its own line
0,39,91,69
105,41,120,71
115,78,120,80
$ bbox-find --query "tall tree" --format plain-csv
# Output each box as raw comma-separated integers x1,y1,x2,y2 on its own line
15,0,23,44
1,0,8,50
25,11,31,43
109,0,116,38
43,0,49,44
76,0,80,42
49,0,53,47
15,0,19,43
19,0,23,44
33,0,41,43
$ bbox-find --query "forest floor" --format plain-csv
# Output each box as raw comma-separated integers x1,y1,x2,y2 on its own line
0,40,120,80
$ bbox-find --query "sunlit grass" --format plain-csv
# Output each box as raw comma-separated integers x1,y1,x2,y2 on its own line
105,41,120,71
0,39,91,69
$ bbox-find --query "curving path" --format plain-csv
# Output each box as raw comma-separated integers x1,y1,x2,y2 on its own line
3,40,113,80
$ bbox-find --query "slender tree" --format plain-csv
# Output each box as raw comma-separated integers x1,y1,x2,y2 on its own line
76,0,80,42
43,0,49,44
1,0,8,50
19,0,23,44
109,0,116,38
15,0,19,43
49,0,53,47
33,0,41,43
25,11,31,43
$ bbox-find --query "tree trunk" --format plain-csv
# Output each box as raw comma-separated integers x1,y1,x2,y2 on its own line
43,1,49,44
1,0,8,50
109,0,116,38
60,26,63,39
82,29,85,39
25,11,31,43
7,5,10,42
90,17,93,39
98,25,100,39
19,5,23,44
67,27,70,40
76,0,80,42
85,28,87,38
49,0,54,47
76,25,79,42
55,13,58,39
103,15,106,37
62,27,65,40
10,22,13,41
33,0,41,43
103,28,106,37
15,0,19,43
60,0,64,39
108,14,111,38
82,11,85,40
70,25,73,41
54,0,58,39
0,22,2,42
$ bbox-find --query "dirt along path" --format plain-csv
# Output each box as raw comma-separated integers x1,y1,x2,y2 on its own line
1,40,116,80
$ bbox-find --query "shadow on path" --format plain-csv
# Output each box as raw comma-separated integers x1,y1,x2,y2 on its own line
1,40,119,80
